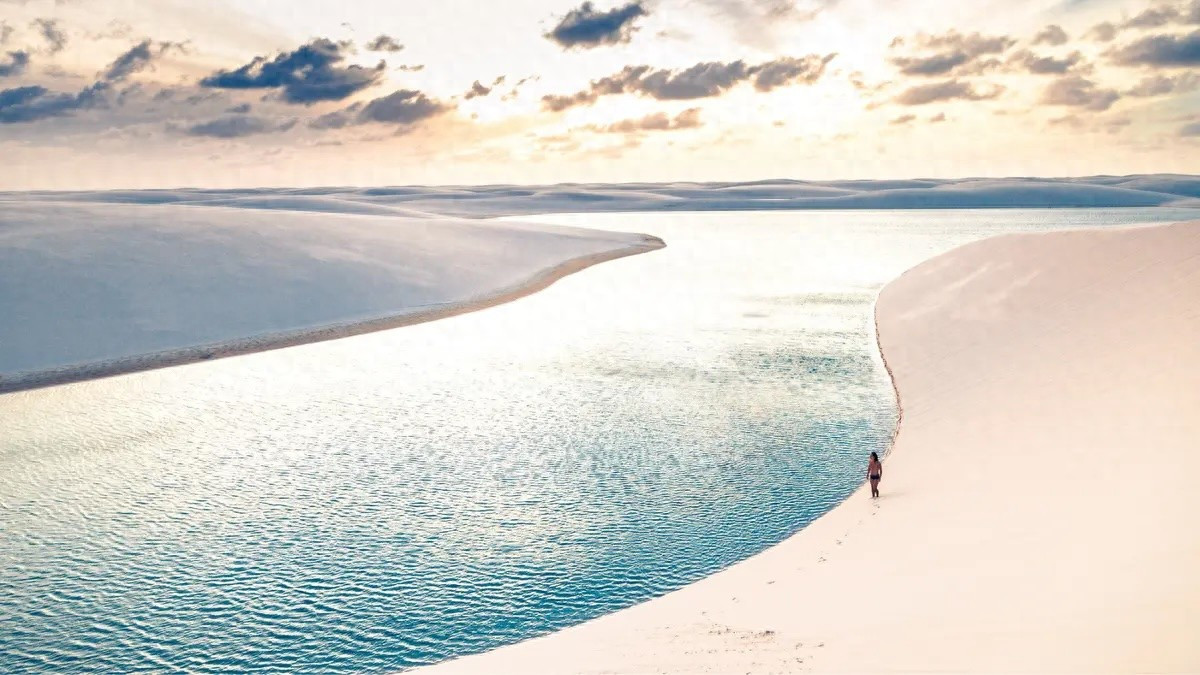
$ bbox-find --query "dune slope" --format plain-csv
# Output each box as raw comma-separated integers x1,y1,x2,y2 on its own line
0,202,661,391
423,220,1200,673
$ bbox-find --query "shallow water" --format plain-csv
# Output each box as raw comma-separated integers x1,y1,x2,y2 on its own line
1,208,1194,672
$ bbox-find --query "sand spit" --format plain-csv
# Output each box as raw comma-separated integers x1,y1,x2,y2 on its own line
423,220,1200,673
0,239,663,394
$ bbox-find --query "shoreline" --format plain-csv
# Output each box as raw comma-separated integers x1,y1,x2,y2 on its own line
421,219,1200,673
0,237,664,395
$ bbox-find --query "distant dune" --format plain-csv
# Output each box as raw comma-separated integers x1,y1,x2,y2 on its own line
5,174,1198,218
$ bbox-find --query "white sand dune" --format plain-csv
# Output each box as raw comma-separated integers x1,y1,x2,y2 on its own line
5,174,1199,218
423,219,1200,673
0,202,661,392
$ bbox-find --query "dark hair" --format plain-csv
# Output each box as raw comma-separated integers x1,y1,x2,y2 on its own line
870,452,879,462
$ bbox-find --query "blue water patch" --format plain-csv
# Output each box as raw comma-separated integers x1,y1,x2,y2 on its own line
1,208,1194,672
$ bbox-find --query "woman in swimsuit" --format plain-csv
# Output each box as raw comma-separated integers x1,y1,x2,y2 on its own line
867,451,882,498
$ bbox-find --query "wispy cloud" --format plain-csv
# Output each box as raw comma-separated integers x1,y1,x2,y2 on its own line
893,79,1004,105
184,114,296,138
1042,75,1120,111
542,54,835,110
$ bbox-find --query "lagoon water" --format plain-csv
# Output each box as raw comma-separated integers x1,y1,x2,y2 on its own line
1,208,1194,672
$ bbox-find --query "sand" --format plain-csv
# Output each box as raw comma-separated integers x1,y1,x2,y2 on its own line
422,219,1200,673
0,240,663,394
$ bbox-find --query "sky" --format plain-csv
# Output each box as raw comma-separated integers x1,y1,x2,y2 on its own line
0,0,1197,188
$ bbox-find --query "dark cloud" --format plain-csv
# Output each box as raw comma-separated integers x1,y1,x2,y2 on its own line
200,38,386,104
1042,75,1120,111
0,81,106,123
1182,120,1200,136
359,89,448,124
0,21,13,46
588,107,702,132
1110,29,1200,67
0,50,29,77
226,102,252,113
542,53,834,110
33,18,66,54
184,114,297,138
309,88,450,129
365,35,404,52
930,112,947,122
1032,24,1069,46
893,79,1004,105
1008,49,1087,74
889,113,915,124
1125,71,1200,95
545,1,648,49
889,30,1016,76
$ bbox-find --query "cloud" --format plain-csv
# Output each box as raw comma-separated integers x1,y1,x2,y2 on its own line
464,80,492,100
101,40,184,83
545,1,648,49
1042,75,1120,111
751,54,837,90
930,112,947,122
587,107,702,132
365,35,404,52
184,114,296,138
1124,4,1185,29
1086,22,1119,42
33,18,67,54
310,88,451,129
695,0,836,45
226,102,252,113
1084,3,1199,43
0,21,12,46
889,113,915,124
200,38,386,104
309,105,359,130
893,79,1004,105
889,30,1016,76
1125,71,1200,95
1008,49,1087,74
1110,29,1200,67
1032,24,1069,46
542,53,834,110
0,81,106,123
543,90,598,111
0,50,29,77
358,89,448,124
1182,120,1200,136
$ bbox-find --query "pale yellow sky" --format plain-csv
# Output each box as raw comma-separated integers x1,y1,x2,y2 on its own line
0,0,1196,188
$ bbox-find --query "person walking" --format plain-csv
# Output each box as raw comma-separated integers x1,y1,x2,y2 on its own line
867,451,883,498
